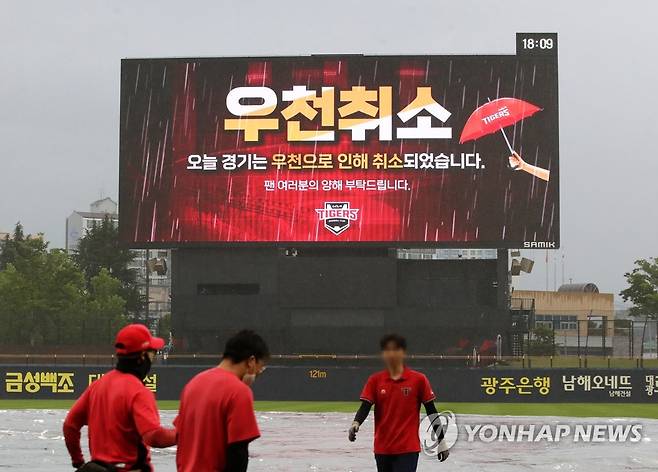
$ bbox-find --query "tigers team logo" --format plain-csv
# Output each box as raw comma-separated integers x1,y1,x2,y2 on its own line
315,202,359,236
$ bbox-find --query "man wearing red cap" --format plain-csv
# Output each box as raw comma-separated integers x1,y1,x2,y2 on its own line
63,324,176,471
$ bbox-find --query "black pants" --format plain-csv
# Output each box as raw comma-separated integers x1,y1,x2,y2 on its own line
374,453,419,472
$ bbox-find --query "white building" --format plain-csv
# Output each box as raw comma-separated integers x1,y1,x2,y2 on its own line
66,197,119,253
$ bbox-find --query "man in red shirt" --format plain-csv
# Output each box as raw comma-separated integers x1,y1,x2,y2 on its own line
63,324,176,471
175,330,269,472
348,334,450,472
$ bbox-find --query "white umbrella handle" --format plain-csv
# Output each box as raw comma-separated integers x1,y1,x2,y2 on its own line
500,127,514,154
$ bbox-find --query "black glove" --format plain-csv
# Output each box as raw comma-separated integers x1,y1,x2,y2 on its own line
437,449,450,462
348,421,360,442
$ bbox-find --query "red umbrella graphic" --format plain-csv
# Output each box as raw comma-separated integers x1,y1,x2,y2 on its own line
459,98,542,153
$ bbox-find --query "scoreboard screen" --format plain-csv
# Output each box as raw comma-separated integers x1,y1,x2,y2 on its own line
119,33,559,247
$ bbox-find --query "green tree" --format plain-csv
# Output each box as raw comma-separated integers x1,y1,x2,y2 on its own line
620,257,658,320
0,236,87,346
157,313,172,340
529,325,556,356
83,268,128,344
0,223,130,347
0,222,48,271
74,216,143,318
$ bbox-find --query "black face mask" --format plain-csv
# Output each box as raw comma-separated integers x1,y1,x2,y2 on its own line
116,354,152,381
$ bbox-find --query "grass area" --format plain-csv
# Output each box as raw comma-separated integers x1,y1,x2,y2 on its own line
1,400,657,419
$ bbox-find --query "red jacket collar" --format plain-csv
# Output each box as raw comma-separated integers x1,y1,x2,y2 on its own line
386,366,409,381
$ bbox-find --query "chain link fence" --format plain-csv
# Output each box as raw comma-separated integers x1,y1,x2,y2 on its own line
525,318,657,359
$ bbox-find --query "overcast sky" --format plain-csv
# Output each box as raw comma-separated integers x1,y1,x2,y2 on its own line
1,0,656,300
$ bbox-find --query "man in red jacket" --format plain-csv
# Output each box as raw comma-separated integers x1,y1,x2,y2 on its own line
175,330,269,472
63,324,176,471
348,334,450,472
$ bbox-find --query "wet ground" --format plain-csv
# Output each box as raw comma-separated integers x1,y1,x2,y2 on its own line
0,410,656,471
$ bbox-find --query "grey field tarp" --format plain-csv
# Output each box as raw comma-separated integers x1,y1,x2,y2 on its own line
0,410,656,471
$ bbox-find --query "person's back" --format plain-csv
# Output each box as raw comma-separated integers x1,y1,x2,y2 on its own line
74,370,161,467
63,324,176,471
176,368,260,472
175,330,269,472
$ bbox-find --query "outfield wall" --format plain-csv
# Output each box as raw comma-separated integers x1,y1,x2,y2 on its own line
171,248,511,355
2,365,658,403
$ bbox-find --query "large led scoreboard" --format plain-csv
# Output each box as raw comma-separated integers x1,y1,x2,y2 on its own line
119,33,559,248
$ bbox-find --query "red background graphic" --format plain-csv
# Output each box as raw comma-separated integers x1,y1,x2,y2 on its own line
119,56,559,246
